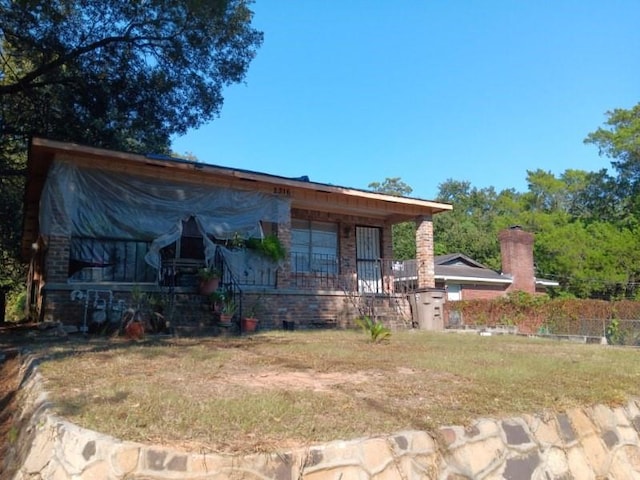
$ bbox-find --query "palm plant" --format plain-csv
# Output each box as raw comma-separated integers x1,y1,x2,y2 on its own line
355,316,391,343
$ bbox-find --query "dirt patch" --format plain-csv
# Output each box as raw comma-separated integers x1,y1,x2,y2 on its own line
225,369,371,391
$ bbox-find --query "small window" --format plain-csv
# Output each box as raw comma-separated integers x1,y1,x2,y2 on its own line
291,220,338,274
447,284,462,301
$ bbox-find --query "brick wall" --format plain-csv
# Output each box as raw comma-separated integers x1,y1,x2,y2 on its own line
245,290,411,331
462,284,507,301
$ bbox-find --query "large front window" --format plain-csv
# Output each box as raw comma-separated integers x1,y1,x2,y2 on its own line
291,220,338,274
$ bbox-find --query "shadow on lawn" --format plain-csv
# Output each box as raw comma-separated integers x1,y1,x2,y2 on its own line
0,321,302,368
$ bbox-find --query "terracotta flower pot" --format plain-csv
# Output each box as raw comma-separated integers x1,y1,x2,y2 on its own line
199,277,220,295
219,313,233,326
241,317,259,333
125,321,144,340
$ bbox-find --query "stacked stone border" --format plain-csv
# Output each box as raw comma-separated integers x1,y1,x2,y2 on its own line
5,352,640,479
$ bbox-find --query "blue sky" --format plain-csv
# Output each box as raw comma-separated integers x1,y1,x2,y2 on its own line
171,1,640,201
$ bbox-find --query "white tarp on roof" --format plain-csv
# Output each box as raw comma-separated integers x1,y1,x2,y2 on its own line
40,161,291,268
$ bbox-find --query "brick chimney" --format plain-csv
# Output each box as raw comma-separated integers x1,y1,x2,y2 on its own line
499,226,535,294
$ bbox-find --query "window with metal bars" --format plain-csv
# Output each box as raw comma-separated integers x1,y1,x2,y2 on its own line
68,237,155,283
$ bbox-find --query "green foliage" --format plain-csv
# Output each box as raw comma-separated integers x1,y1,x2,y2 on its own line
605,319,625,345
209,290,225,306
433,179,502,270
221,295,238,315
5,288,27,321
244,234,287,261
0,146,27,290
391,222,416,260
355,316,391,343
584,103,640,224
198,266,221,281
368,177,413,197
368,178,416,259
535,220,640,299
0,0,263,151
585,103,640,181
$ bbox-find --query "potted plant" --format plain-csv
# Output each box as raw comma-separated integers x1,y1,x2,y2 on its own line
208,290,224,312
219,294,237,326
241,297,261,333
197,266,221,295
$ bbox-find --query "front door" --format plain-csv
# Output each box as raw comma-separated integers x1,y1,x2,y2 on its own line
356,226,382,293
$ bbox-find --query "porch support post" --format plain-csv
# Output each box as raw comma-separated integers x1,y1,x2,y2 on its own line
415,215,435,288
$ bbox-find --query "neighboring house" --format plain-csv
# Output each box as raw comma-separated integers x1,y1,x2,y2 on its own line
434,227,558,301
22,138,452,332
434,253,512,300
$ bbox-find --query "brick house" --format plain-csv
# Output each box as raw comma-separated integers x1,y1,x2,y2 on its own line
22,138,452,333
434,227,558,301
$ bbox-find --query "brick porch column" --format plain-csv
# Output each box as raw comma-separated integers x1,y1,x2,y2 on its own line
277,219,292,288
415,215,435,288
44,235,71,283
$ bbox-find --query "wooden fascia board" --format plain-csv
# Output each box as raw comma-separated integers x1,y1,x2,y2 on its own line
28,137,453,227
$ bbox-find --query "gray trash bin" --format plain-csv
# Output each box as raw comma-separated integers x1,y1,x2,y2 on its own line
412,288,445,330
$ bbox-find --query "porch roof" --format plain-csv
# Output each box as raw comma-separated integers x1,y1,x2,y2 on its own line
22,137,452,259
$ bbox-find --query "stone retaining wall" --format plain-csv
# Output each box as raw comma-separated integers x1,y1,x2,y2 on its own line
7,353,640,479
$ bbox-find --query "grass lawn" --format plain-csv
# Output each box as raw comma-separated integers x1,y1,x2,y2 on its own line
36,330,640,454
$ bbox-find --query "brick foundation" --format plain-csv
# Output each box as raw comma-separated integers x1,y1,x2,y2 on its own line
42,284,412,333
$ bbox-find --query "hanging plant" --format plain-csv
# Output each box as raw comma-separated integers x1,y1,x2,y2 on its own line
246,234,286,262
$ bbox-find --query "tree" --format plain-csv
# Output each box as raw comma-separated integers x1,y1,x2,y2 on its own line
368,178,415,259
433,179,503,269
585,103,640,183
0,0,263,153
368,177,413,197
535,221,640,299
523,169,570,213
585,103,640,222
0,0,262,295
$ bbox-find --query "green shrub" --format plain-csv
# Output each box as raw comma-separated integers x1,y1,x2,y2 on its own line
355,316,391,343
5,288,27,321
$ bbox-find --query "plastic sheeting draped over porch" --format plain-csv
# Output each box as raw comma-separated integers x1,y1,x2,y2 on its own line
39,161,291,269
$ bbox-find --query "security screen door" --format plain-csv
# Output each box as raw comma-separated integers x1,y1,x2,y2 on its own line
356,226,382,293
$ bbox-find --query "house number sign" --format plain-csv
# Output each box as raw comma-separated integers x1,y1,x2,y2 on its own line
273,186,291,196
